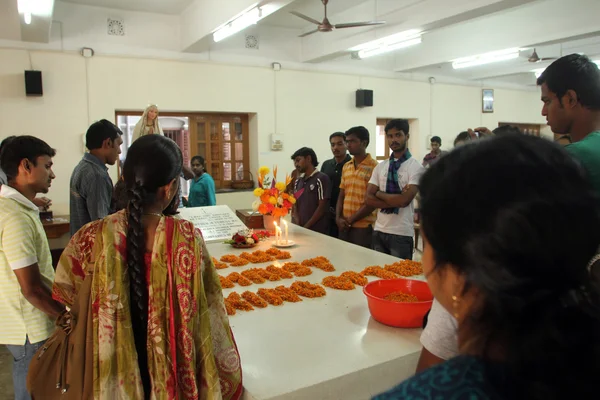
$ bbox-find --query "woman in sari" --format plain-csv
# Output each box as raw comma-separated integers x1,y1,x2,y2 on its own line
374,135,600,399
53,134,242,399
132,104,164,143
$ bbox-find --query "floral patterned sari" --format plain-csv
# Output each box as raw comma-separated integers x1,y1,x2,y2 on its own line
53,210,243,399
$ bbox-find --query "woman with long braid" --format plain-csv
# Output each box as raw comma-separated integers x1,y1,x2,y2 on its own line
52,135,243,399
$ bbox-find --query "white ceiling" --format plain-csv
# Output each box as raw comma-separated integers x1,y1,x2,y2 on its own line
61,0,195,14
3,0,600,88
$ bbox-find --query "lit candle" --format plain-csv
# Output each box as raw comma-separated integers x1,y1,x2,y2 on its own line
273,221,279,243
276,227,282,245
282,220,288,244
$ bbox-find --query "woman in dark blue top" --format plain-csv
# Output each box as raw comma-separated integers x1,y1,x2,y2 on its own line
375,134,600,400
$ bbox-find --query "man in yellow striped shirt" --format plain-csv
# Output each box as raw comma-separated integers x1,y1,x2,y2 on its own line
0,136,64,400
336,126,378,248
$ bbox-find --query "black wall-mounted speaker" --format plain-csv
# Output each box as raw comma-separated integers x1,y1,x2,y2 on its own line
24,71,43,96
356,89,373,108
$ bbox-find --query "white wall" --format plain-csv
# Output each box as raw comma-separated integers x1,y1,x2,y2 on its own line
0,48,546,218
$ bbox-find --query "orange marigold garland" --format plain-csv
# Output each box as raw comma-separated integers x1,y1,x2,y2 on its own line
212,257,229,270
241,269,266,284
266,248,292,260
219,275,235,289
257,288,284,306
340,271,368,286
224,299,236,316
274,285,302,302
220,255,238,263
361,266,399,280
301,256,336,272
230,258,250,267
266,265,294,279
322,276,355,290
241,291,268,308
227,272,252,286
282,262,312,277
226,292,254,312
384,260,423,277
290,281,327,298
240,250,275,264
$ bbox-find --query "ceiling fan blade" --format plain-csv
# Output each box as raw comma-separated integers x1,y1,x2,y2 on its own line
334,21,386,29
299,29,319,38
290,11,322,26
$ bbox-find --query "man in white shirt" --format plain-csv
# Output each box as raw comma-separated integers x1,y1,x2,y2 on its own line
0,136,65,400
366,119,425,260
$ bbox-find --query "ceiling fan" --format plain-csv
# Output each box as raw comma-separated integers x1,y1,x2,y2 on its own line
291,0,385,38
528,48,558,63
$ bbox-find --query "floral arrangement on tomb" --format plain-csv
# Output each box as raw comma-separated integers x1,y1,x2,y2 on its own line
224,229,271,246
252,166,296,217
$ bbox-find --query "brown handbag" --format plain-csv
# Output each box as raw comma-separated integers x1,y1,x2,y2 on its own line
26,224,102,399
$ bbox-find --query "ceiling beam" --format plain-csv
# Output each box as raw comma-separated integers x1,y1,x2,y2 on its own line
181,0,298,53
392,0,600,73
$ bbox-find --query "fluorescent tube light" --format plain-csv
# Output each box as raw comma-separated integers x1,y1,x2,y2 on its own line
213,7,261,43
358,37,422,59
18,0,54,23
350,30,422,59
452,48,521,69
351,30,421,51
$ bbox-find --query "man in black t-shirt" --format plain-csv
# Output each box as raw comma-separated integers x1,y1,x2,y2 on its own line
320,132,351,238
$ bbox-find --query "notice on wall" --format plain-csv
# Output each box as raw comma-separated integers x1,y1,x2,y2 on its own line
178,205,248,243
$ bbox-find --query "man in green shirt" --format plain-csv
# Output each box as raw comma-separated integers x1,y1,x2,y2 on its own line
538,54,600,281
537,54,600,196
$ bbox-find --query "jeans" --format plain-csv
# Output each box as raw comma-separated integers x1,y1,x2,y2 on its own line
5,336,46,400
338,225,373,249
372,230,414,260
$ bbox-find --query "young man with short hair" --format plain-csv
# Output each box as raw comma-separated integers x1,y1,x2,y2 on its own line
366,119,425,259
0,136,65,400
70,119,123,236
321,132,352,238
538,53,600,197
292,147,331,234
188,155,216,207
1,136,52,211
336,126,378,249
422,136,447,168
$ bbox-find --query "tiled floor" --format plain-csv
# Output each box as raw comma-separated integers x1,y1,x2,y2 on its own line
0,346,14,399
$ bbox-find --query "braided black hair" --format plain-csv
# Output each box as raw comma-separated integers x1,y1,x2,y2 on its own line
122,135,182,398
126,183,151,397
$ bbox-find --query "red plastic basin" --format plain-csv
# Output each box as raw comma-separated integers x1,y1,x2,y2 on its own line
363,278,433,328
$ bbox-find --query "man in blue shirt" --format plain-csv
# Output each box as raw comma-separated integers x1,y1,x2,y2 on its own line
69,120,123,236
187,156,216,207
